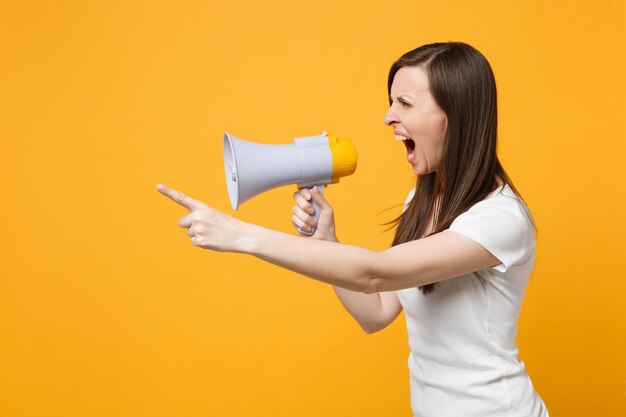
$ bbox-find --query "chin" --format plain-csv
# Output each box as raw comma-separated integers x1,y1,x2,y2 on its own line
412,165,434,176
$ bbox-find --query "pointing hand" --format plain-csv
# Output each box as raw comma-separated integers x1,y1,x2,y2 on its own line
157,183,250,253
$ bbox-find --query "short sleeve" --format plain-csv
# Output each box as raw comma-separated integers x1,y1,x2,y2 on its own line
448,196,535,273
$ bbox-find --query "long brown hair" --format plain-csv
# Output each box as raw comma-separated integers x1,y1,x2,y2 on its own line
387,42,529,295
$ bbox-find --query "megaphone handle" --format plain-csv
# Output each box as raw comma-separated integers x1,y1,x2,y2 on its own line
297,185,323,236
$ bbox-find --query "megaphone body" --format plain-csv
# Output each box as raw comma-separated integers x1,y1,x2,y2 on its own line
223,131,357,236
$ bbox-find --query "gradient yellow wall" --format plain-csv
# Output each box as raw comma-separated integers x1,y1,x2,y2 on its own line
1,1,624,416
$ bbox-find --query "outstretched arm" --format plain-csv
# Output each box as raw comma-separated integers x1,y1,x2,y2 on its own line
243,223,499,293
157,184,500,293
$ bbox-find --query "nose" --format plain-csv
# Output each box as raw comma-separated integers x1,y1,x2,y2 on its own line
384,106,398,126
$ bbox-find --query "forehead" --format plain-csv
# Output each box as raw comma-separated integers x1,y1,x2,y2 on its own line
390,66,431,98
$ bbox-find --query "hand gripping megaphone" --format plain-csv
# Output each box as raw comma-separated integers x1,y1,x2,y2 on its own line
223,131,357,236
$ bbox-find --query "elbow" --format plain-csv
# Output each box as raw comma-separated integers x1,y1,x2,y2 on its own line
362,276,386,295
361,251,389,294
360,322,384,334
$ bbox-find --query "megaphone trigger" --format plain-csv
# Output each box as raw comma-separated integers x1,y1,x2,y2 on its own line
297,185,324,236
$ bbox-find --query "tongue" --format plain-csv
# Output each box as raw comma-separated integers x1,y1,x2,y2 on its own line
407,146,416,163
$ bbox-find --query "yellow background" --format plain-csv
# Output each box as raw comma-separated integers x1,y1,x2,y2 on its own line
1,1,625,416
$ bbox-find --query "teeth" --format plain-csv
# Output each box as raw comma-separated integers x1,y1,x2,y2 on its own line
395,134,410,141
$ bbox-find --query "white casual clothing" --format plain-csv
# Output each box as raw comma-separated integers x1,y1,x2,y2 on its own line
395,184,549,417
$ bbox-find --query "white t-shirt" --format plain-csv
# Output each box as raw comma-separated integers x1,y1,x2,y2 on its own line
395,184,549,417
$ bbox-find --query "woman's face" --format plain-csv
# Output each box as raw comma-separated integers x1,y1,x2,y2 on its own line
384,66,448,175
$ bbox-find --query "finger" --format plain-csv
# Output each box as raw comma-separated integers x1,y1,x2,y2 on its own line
157,184,204,211
178,212,194,228
292,205,316,227
310,186,330,210
291,215,311,232
299,188,312,201
294,187,312,201
293,192,315,214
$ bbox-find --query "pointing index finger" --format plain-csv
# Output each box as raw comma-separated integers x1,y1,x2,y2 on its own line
157,184,203,211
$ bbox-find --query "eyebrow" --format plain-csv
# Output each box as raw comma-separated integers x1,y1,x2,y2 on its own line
389,95,412,102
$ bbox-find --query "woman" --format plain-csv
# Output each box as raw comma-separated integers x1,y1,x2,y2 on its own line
158,42,549,417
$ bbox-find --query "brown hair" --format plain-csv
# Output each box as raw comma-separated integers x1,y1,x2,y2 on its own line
387,42,530,295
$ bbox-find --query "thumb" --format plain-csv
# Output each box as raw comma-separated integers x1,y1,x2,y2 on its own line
310,186,330,210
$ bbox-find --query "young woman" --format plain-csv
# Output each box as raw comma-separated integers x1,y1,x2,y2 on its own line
158,42,549,417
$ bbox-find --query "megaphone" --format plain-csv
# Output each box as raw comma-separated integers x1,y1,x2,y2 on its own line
223,131,357,236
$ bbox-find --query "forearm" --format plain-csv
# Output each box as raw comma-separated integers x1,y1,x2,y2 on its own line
242,224,381,293
321,237,391,333
332,286,389,332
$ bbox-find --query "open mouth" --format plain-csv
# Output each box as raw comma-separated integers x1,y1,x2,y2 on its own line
403,138,416,154
396,134,416,162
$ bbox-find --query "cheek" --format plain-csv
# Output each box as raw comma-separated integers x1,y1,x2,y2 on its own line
415,115,447,171
408,110,446,139
417,116,446,153
426,113,447,152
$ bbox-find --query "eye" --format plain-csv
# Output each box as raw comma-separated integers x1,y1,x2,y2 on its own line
400,101,411,108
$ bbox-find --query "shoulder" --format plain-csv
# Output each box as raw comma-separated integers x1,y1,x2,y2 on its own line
452,185,534,229
448,185,536,272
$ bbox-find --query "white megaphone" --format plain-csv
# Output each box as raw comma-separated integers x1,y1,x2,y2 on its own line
223,131,357,236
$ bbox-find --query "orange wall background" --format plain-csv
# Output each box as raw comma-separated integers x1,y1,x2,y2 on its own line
1,1,625,416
